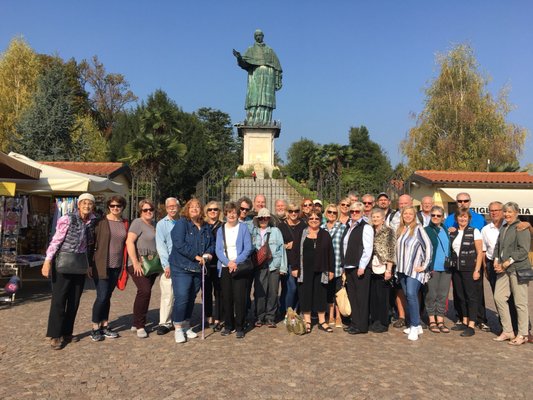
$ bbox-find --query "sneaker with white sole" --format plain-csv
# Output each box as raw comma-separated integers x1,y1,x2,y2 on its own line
91,329,104,342
403,326,423,335
175,328,186,343
102,327,119,339
136,328,148,338
407,327,419,341
186,328,198,339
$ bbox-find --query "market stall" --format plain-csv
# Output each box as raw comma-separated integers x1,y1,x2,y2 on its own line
1,153,127,303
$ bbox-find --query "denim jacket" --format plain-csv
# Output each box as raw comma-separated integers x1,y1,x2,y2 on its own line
169,217,214,273
251,225,288,274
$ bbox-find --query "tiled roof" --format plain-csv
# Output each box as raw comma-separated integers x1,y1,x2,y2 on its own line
40,161,126,177
413,170,533,184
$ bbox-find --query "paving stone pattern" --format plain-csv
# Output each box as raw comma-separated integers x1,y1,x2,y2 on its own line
1,277,532,399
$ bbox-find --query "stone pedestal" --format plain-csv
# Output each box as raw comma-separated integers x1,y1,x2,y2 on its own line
236,125,280,178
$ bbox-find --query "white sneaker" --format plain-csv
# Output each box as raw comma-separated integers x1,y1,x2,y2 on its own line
186,328,198,339
136,328,148,339
175,328,186,343
407,327,419,341
131,326,137,332
403,326,423,335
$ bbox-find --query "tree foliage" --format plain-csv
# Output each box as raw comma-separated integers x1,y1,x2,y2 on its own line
0,37,40,151
285,138,318,182
401,44,527,172
16,62,76,160
79,55,137,139
70,115,109,161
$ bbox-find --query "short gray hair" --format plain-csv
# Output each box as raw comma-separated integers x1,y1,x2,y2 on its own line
165,197,179,207
503,202,520,214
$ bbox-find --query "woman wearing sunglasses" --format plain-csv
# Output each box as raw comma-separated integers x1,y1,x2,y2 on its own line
89,195,129,342
321,204,346,328
278,203,307,316
293,209,334,333
424,206,452,333
338,197,351,225
251,208,287,327
204,201,224,331
300,198,314,222
126,199,159,338
340,202,374,335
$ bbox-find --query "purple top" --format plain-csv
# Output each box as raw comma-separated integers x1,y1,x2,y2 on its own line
45,213,96,260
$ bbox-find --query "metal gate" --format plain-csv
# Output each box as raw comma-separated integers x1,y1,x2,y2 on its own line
317,171,341,205
195,169,226,205
130,167,156,220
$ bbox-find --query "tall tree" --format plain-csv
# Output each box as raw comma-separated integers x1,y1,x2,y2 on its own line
122,90,187,202
16,62,76,160
195,107,240,172
401,44,527,172
79,55,137,139
285,138,318,182
0,37,40,151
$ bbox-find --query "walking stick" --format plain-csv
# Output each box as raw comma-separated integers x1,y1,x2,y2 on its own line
202,255,209,340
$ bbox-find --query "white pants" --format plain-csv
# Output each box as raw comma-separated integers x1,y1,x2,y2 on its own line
159,272,174,326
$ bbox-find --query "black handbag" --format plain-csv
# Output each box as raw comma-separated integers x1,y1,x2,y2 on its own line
222,223,253,277
516,268,533,284
55,252,89,274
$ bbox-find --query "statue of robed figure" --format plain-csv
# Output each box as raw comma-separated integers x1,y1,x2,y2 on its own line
233,29,282,126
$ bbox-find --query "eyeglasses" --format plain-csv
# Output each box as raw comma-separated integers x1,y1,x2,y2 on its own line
207,208,219,212
109,204,122,209
363,202,373,205
457,199,470,203
308,217,320,221
288,209,300,214
326,210,338,215
240,207,250,212
340,203,349,207
350,210,362,214
489,209,502,212
430,214,443,218
303,203,313,207
141,208,154,213
258,216,270,221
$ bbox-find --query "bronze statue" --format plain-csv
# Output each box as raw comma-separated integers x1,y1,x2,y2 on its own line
233,30,282,126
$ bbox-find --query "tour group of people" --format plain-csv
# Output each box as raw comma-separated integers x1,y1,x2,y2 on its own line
42,190,532,349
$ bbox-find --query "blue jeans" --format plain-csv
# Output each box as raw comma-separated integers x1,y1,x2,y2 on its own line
279,273,298,315
398,273,422,327
171,269,201,324
92,267,121,324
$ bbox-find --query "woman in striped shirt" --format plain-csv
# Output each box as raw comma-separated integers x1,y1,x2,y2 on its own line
395,206,432,341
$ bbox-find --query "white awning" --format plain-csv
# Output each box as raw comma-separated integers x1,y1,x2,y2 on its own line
439,188,533,216
7,153,126,195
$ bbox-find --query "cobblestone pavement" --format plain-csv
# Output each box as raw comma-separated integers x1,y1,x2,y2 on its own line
1,275,532,400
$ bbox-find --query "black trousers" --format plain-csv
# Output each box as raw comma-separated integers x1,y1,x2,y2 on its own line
369,273,390,328
452,269,481,322
221,268,248,331
204,266,224,321
46,270,86,338
345,268,371,332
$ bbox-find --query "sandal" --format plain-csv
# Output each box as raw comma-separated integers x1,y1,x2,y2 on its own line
509,335,527,346
318,322,333,333
437,322,450,333
254,321,263,328
305,322,312,334
429,322,440,333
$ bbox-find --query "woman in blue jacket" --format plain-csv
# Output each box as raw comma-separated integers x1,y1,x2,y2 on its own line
169,199,214,344
215,202,253,338
251,208,288,327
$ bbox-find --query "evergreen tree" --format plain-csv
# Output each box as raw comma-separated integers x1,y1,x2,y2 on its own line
17,62,76,160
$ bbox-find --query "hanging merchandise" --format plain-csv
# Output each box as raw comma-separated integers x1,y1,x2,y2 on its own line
0,196,23,263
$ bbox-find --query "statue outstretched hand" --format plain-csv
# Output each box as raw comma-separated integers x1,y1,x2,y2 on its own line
232,49,241,59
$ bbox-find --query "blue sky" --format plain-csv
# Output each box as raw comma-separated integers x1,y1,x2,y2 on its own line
2,1,532,167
